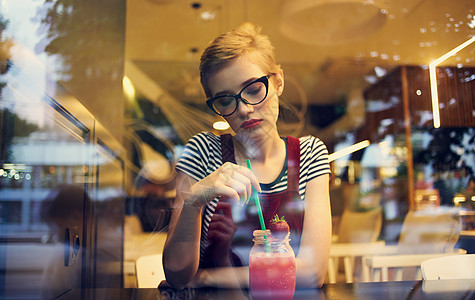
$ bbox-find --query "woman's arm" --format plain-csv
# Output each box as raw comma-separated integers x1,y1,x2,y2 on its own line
162,172,203,289
295,173,331,288
163,164,260,289
190,266,249,289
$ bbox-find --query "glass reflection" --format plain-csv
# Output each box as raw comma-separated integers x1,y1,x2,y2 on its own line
1,0,127,298
0,0,473,296
39,184,85,299
0,98,90,298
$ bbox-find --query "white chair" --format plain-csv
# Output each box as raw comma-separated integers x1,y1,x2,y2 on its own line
327,207,383,283
124,231,167,287
135,253,166,288
363,207,464,282
421,254,475,280
363,252,465,282
396,208,461,255
335,207,382,244
328,241,394,283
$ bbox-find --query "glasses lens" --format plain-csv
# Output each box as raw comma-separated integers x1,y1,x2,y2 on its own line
213,96,236,116
241,81,267,104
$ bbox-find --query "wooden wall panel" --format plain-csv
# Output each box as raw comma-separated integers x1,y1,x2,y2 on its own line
405,66,475,127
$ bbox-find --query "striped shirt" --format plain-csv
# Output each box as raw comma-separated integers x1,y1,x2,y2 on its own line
175,131,331,261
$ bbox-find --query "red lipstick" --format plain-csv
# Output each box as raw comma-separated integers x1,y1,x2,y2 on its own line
240,119,263,129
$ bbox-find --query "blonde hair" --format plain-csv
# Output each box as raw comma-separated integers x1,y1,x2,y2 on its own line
199,22,281,98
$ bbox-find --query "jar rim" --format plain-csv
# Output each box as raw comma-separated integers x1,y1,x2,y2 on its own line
252,229,291,243
252,229,271,237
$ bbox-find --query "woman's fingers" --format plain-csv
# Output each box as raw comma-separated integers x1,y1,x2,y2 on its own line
232,164,261,193
190,162,261,206
219,163,261,204
208,214,234,232
218,172,249,204
214,202,233,220
207,211,237,246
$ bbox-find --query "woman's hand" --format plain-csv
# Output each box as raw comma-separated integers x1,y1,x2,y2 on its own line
205,202,237,267
186,162,261,208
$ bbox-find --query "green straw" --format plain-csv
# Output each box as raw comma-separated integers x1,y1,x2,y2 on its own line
246,159,267,232
246,159,270,252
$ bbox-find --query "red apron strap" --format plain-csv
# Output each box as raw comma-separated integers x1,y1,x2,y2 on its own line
221,134,299,192
220,134,236,164
286,136,300,192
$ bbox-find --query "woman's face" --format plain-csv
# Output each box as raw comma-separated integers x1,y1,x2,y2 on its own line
207,56,284,139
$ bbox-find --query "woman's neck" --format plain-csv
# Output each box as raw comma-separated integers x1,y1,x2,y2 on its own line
233,131,286,184
233,130,284,163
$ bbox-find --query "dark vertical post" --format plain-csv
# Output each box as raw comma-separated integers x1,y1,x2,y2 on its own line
401,67,415,210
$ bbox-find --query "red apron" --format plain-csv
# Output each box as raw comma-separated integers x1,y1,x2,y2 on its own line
222,134,304,249
201,134,304,268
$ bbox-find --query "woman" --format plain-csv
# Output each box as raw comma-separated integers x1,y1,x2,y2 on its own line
163,22,331,290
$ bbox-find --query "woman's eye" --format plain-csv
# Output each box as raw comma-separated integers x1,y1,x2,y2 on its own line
246,85,263,96
217,97,233,107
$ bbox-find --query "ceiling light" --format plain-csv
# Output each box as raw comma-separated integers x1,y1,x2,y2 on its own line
191,2,217,22
468,16,475,29
328,140,370,162
374,66,386,77
200,11,216,21
123,76,135,101
213,121,229,131
280,0,387,46
364,75,377,84
191,2,201,9
429,36,475,128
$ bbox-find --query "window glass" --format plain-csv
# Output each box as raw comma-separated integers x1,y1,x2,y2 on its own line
1,0,473,293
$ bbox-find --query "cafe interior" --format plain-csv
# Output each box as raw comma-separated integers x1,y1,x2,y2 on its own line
0,0,474,298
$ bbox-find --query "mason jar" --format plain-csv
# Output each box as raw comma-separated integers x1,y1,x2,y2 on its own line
249,230,296,300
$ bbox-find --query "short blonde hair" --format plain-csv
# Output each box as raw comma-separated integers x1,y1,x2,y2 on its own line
199,22,281,98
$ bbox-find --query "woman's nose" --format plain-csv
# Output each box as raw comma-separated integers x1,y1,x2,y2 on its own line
236,98,254,115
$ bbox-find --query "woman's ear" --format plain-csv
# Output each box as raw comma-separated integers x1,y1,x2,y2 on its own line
275,70,284,96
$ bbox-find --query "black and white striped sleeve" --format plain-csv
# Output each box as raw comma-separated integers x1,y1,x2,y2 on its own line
300,135,331,182
175,132,212,182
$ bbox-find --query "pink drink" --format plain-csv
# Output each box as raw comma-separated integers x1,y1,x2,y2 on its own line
249,252,296,300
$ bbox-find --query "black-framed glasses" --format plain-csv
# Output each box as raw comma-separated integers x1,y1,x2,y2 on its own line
206,74,273,116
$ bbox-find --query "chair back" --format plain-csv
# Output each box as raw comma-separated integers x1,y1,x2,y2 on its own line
421,254,475,280
135,253,165,288
337,207,382,243
397,208,461,254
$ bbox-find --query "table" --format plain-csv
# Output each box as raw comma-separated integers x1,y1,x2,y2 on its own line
58,279,475,300
123,232,167,287
458,230,475,254
328,241,396,283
